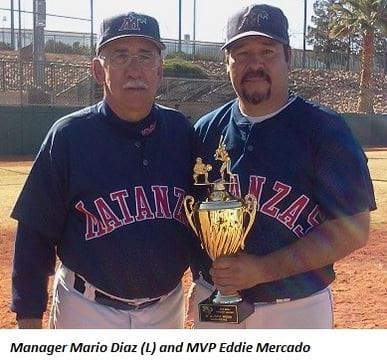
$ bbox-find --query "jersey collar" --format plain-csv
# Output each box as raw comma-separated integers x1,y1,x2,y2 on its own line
233,95,297,125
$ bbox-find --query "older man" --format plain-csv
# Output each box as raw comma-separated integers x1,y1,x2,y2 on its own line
11,11,196,329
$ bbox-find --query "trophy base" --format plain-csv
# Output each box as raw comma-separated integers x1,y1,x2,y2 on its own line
198,291,254,323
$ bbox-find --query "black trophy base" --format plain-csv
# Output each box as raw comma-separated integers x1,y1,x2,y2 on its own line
198,291,254,323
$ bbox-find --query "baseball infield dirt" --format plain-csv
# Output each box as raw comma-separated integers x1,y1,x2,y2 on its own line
0,151,386,328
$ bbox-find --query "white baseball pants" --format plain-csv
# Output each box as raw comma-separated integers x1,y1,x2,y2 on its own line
187,278,334,329
49,264,185,329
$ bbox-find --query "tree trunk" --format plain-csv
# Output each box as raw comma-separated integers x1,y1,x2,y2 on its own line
357,29,374,114
384,50,387,75
346,35,351,72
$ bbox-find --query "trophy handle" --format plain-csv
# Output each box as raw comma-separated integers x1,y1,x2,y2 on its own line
240,194,257,250
184,195,199,237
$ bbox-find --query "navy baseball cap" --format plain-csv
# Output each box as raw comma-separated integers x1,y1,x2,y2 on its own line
96,12,166,54
222,4,289,50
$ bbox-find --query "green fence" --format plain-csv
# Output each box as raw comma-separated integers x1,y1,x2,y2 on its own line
342,113,387,147
0,105,82,155
0,105,386,156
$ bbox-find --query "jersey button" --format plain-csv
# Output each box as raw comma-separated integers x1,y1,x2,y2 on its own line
142,159,149,166
247,145,254,152
134,141,142,148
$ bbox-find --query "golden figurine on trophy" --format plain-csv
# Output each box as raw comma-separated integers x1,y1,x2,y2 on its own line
184,136,258,323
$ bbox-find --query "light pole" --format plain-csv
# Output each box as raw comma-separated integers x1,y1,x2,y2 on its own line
18,0,22,104
90,0,95,105
302,0,307,67
193,0,196,60
2,16,6,45
17,0,21,50
10,0,14,49
178,0,182,53
90,0,94,55
32,0,46,89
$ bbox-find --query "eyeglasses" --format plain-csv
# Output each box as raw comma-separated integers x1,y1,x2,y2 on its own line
99,52,160,69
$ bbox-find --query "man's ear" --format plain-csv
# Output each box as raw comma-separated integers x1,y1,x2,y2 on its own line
157,57,163,80
225,53,231,75
154,59,163,92
287,47,292,71
92,58,105,85
283,45,292,71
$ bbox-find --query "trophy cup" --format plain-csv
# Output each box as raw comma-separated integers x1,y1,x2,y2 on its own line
184,136,257,323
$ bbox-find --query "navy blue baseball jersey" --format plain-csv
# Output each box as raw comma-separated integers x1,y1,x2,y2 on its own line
11,101,196,318
190,96,376,302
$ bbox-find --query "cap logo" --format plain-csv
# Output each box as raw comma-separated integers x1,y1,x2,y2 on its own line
119,14,147,32
239,8,269,31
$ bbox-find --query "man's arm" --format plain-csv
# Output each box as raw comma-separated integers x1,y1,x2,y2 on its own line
11,222,57,328
211,211,370,294
17,318,43,329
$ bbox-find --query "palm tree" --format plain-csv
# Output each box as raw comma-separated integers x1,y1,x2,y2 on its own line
329,0,387,113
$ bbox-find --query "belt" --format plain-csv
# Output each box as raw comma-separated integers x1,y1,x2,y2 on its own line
73,273,161,311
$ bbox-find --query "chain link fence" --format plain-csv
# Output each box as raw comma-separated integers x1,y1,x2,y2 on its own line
0,57,92,105
1,44,385,107
1,1,386,108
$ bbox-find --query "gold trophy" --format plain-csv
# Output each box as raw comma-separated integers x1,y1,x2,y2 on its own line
184,136,257,323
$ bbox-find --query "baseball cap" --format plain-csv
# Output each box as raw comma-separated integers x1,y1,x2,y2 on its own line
96,12,166,54
221,4,289,50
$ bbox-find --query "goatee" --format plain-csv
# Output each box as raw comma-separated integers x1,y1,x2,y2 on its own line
241,69,271,105
242,89,271,105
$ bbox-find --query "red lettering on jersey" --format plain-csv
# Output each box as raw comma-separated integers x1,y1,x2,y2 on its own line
94,197,123,233
293,224,305,237
228,174,241,197
293,205,320,237
134,186,155,221
277,195,310,229
75,201,107,240
173,187,186,224
261,181,291,217
110,190,135,225
305,205,321,233
248,175,266,204
152,186,172,219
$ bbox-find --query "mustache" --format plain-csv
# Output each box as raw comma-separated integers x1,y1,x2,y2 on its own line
242,69,271,83
123,79,148,89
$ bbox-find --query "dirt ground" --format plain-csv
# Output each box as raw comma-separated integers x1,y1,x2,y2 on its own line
0,151,386,329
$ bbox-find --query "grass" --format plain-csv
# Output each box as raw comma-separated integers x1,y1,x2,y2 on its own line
163,57,208,79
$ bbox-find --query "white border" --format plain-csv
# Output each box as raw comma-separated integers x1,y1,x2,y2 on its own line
0,329,384,360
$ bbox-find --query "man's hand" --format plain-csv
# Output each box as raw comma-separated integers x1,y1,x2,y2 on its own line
210,253,261,294
209,211,371,295
17,318,43,329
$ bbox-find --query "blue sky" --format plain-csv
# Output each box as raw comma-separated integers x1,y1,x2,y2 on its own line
0,0,315,49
